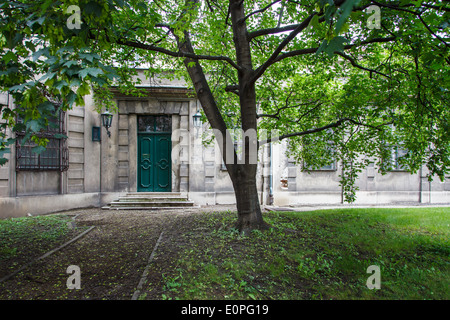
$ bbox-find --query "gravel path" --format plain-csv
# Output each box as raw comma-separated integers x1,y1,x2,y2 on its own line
0,205,236,300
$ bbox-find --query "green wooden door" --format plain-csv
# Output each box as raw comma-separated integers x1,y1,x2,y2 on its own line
137,116,172,192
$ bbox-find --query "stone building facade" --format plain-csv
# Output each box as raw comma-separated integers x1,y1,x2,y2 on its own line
1,73,449,218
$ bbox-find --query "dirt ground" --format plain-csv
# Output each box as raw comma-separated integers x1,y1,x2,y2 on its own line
0,205,236,300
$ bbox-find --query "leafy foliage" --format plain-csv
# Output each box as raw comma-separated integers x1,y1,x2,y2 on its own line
0,0,449,205
159,208,450,300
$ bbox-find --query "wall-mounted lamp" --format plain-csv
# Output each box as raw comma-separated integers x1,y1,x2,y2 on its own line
101,111,113,138
193,109,202,138
193,109,202,129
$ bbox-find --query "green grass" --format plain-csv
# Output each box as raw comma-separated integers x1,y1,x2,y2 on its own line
157,207,450,300
0,214,73,260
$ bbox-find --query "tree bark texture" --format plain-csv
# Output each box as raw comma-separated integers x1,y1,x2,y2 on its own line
175,0,267,232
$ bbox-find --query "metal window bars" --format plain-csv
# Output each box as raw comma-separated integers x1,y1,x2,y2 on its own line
15,110,69,172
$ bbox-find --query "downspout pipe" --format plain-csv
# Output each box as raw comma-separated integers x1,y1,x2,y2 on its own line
268,142,273,205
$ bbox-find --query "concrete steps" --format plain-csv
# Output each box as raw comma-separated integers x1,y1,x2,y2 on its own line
102,192,197,210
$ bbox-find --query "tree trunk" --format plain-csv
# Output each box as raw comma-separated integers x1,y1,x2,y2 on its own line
230,164,268,233
176,0,269,233
228,0,267,232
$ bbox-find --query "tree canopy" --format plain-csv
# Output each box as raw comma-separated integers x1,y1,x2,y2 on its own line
1,0,449,229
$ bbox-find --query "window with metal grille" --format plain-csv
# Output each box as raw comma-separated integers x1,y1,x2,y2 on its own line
15,110,69,171
138,115,172,133
389,145,408,171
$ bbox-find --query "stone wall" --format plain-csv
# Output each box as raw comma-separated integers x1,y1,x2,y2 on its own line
1,86,449,219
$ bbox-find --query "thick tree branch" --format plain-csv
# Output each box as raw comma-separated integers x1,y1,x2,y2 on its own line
249,36,396,82
248,23,310,40
225,84,239,95
259,119,347,146
272,37,396,63
248,0,374,40
422,3,450,12
257,99,321,119
335,52,390,78
417,14,449,48
258,118,393,146
240,0,282,23
175,30,239,172
250,12,317,84
371,1,449,47
248,0,375,80
115,38,242,71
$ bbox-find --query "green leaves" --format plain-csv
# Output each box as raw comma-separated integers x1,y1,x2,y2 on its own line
334,0,362,35
0,0,448,204
78,67,104,80
3,50,17,64
0,0,122,165
308,14,320,30
31,145,47,155
316,36,349,57
84,0,104,17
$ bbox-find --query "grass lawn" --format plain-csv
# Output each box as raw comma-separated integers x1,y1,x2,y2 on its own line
157,207,449,300
0,214,73,260
1,207,448,300
0,214,86,279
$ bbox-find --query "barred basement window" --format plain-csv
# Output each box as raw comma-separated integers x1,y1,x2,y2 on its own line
316,161,337,171
379,144,408,172
389,146,408,171
15,110,69,171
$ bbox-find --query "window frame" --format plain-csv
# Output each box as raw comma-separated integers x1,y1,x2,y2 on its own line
15,109,69,172
138,115,172,134
389,145,408,172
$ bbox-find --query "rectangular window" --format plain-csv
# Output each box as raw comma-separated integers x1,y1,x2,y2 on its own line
390,146,407,171
379,145,408,172
138,115,172,133
302,135,337,171
303,160,337,171
15,110,69,171
317,161,337,171
303,150,337,171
